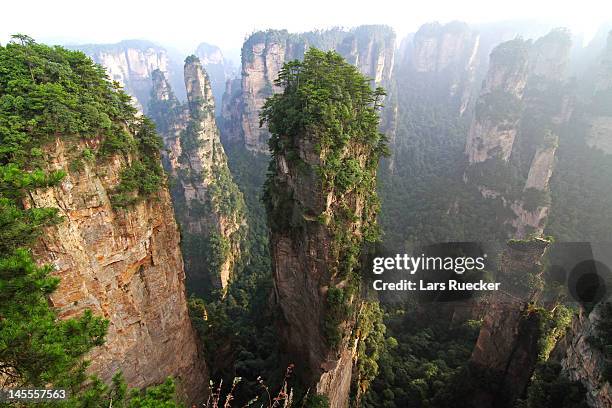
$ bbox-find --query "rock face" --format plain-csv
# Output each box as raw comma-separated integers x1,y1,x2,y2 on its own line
464,29,572,237
149,57,246,294
74,40,182,113
469,238,551,407
263,51,386,407
27,136,208,403
409,21,480,115
561,305,612,408
465,38,530,163
220,26,395,152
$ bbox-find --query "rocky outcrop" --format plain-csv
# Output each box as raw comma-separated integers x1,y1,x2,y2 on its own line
27,136,207,403
561,304,612,408
337,25,395,86
469,238,551,407
464,38,530,166
264,51,386,406
464,29,572,237
221,26,396,153
75,40,182,113
149,57,246,295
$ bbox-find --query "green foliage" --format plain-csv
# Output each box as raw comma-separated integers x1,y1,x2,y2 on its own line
0,249,108,389
546,113,612,241
353,302,387,400
324,287,351,347
261,48,386,267
302,393,330,408
523,187,551,212
261,48,388,345
261,49,387,159
0,36,178,406
48,373,184,408
0,36,114,393
529,304,573,361
110,117,164,208
148,65,246,297
515,362,588,408
464,158,523,197
475,90,523,124
362,306,481,408
186,144,281,405
0,36,134,171
0,35,163,210
204,232,231,279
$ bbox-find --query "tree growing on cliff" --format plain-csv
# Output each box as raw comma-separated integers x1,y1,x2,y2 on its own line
0,36,114,391
259,48,388,403
261,48,388,286
0,36,179,405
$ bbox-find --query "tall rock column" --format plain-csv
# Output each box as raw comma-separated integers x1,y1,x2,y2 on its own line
464,29,572,237
149,57,246,295
469,238,552,407
561,304,612,408
262,49,387,407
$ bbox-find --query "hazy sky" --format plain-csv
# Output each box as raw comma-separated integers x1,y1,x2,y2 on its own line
1,0,610,58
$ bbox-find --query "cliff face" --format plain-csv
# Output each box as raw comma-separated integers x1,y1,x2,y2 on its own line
149,58,246,294
408,21,480,115
464,29,572,238
267,144,362,406
27,137,207,403
561,305,612,408
263,49,386,407
469,239,551,407
221,26,396,152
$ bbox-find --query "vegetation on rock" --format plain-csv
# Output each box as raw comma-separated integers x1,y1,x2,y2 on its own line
0,35,177,405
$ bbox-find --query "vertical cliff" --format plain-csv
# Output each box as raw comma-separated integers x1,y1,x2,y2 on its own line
149,57,246,295
561,304,612,408
28,138,208,402
464,29,572,238
408,21,481,115
6,42,208,403
468,238,566,407
221,26,395,153
262,49,387,407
